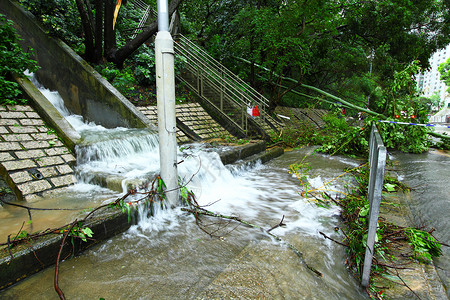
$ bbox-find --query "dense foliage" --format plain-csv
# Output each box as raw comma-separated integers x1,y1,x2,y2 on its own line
289,162,443,297
179,0,450,153
181,0,450,111
16,0,450,153
18,0,83,50
339,166,442,296
0,14,38,105
438,57,450,95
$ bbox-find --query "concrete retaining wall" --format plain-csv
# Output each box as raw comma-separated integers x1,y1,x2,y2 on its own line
0,0,155,130
0,208,131,290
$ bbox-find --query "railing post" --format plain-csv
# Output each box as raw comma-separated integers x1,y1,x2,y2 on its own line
245,106,248,133
361,124,387,287
241,104,245,133
196,68,201,96
200,69,204,97
220,66,224,111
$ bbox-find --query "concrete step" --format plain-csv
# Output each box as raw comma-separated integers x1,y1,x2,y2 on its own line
217,141,266,165
227,146,284,169
80,171,156,193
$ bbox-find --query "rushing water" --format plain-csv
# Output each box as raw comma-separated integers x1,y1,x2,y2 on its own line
1,76,373,298
390,150,450,297
1,146,370,299
3,77,447,298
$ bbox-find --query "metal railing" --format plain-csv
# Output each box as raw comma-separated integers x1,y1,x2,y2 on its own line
361,124,387,287
128,1,280,136
174,34,279,135
130,0,156,39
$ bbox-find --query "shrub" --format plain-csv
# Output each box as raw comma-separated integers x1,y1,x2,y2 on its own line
0,14,38,105
18,0,82,49
317,111,369,156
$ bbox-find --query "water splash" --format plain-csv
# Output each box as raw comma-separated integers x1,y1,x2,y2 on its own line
28,72,353,244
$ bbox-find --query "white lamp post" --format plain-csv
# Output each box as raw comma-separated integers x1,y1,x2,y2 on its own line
156,0,178,206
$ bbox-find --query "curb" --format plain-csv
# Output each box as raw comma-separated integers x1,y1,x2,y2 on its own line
0,207,130,290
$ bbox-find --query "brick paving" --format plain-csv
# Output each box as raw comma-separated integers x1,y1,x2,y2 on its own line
139,103,232,142
1,102,233,201
0,105,76,201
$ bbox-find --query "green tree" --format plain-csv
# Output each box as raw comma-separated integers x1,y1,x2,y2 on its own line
428,92,443,111
0,14,38,105
181,0,450,113
20,0,182,66
438,57,450,93
377,61,433,153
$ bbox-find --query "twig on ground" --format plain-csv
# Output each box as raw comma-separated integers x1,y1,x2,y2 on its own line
319,231,348,247
54,220,77,300
267,215,286,232
182,207,323,277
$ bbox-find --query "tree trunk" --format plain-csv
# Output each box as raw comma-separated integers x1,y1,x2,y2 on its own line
110,22,158,67
104,0,116,60
75,0,96,62
94,0,103,62
109,0,183,67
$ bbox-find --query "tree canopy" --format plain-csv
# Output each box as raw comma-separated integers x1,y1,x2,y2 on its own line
438,56,450,93
16,0,450,151
20,0,450,106
181,0,450,113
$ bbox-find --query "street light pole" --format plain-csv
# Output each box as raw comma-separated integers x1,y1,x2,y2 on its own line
156,0,178,206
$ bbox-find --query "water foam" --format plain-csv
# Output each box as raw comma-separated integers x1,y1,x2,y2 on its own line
29,72,351,241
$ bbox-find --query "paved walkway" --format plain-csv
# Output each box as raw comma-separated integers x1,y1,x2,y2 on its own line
0,105,76,201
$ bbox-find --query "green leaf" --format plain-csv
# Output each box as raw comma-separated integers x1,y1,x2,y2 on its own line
359,204,370,217
81,227,93,238
384,183,396,192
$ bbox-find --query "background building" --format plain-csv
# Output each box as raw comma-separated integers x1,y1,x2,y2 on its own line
417,44,450,111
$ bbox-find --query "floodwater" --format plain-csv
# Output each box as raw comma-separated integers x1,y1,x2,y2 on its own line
390,149,450,297
1,77,370,299
2,76,447,298
1,147,370,299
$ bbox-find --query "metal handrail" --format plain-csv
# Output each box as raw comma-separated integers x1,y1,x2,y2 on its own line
175,34,270,110
175,42,251,108
132,0,149,10
174,42,252,132
177,76,247,133
129,0,155,39
173,34,284,134
175,49,247,131
129,2,280,135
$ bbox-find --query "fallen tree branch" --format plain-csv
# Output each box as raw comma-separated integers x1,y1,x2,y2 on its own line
319,231,347,247
54,220,77,300
267,215,286,232
237,57,387,119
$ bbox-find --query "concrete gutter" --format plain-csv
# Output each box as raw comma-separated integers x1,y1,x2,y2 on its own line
218,141,267,165
14,75,81,152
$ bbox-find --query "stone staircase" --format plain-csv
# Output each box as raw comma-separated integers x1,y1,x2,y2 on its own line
138,103,233,143
127,3,283,140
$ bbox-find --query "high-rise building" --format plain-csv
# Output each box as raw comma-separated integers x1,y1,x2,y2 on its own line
417,43,450,109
